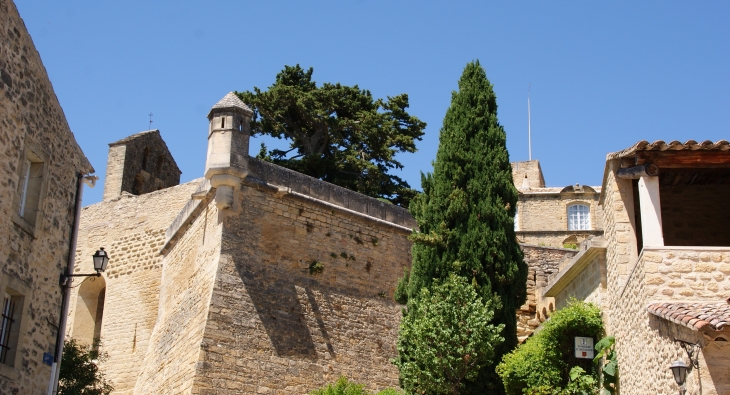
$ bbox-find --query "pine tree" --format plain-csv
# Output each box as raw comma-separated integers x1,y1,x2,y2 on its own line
397,61,527,394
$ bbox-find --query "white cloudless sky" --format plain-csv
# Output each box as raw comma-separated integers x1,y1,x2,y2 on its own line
15,1,730,205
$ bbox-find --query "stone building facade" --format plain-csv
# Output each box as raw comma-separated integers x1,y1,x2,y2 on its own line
513,160,604,248
540,140,730,394
0,1,94,393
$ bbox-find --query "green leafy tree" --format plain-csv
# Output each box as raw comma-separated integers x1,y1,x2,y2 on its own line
496,300,604,395
397,60,527,394
394,274,503,395
237,65,426,206
58,338,113,395
310,376,402,395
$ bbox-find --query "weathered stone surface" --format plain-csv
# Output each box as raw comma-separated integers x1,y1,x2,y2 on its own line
103,130,181,200
0,1,93,393
68,180,202,394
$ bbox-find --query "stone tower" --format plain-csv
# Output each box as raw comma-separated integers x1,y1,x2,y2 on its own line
102,130,181,200
204,92,254,209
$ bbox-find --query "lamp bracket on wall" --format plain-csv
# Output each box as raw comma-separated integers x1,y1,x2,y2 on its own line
674,338,701,370
59,270,101,287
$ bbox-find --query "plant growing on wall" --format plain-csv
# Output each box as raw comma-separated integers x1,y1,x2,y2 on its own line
59,338,114,395
309,260,324,275
397,60,527,394
394,274,503,395
237,65,427,207
496,300,604,395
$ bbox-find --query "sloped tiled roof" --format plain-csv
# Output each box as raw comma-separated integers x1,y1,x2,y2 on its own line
606,140,730,161
647,301,730,332
207,92,253,118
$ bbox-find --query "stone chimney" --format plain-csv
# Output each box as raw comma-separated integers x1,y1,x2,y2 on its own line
205,92,254,209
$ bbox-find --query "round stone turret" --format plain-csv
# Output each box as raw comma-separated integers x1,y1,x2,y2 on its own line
205,92,255,210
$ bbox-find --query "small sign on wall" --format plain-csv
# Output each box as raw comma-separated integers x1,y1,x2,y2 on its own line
43,352,54,366
574,337,594,359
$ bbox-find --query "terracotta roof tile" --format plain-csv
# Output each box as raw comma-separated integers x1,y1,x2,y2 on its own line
647,301,730,332
606,140,730,161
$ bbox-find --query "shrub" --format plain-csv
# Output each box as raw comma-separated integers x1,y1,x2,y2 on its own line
394,274,503,395
309,376,402,395
59,338,113,395
496,300,603,395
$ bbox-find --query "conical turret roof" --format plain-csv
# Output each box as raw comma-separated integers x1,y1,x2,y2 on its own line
207,92,253,119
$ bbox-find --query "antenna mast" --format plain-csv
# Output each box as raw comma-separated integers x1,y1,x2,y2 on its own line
528,84,532,161
149,113,154,131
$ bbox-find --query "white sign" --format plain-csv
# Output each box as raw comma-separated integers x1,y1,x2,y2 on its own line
574,337,594,359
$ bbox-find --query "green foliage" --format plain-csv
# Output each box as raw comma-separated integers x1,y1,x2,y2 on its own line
394,274,504,395
309,376,402,395
496,300,604,395
562,243,578,250
593,336,618,395
397,60,527,394
309,260,324,275
237,65,426,207
59,338,113,395
394,268,410,304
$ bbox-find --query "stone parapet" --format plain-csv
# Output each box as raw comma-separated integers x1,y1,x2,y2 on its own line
247,158,416,229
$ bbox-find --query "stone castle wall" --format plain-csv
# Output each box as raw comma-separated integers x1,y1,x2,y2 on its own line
134,189,222,395
68,180,201,394
187,178,413,394
517,245,577,341
0,1,93,393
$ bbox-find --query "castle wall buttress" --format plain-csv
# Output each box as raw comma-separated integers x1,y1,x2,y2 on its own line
189,182,412,395
133,193,223,395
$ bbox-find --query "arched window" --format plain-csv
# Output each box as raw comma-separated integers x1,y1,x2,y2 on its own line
567,204,590,230
72,277,106,346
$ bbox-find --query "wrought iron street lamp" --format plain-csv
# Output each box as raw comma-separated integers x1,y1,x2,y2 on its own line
669,360,690,395
60,248,109,286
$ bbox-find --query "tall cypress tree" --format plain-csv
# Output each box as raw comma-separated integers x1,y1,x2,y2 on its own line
398,61,527,394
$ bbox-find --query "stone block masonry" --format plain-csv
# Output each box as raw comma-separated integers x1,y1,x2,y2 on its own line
134,191,223,394
188,182,413,394
68,179,202,394
103,130,181,201
517,245,577,341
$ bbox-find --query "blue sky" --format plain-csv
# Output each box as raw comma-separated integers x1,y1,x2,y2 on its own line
15,1,729,205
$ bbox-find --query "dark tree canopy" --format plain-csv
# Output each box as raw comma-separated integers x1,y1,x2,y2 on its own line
236,65,426,206
397,61,527,394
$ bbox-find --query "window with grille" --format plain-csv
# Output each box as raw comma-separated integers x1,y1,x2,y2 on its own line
568,204,591,231
0,293,18,365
